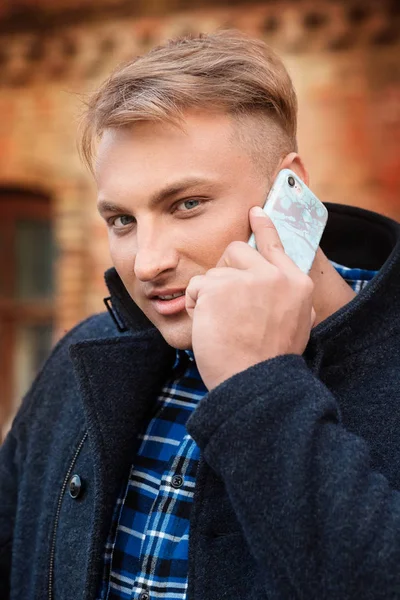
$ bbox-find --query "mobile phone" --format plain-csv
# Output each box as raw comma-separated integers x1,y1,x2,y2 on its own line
248,169,328,274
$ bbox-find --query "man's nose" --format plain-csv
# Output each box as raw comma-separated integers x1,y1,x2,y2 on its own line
133,232,179,282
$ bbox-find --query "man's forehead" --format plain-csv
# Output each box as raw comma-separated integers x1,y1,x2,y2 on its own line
94,112,267,203
97,116,233,166
96,111,236,155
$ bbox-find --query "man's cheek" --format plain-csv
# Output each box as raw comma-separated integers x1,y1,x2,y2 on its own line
109,238,135,265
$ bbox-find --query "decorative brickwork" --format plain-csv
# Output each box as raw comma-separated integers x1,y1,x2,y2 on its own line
0,2,398,87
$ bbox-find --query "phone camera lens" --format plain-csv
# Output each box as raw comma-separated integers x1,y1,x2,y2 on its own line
288,176,295,187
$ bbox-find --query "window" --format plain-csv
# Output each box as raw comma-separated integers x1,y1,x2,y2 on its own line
0,188,54,441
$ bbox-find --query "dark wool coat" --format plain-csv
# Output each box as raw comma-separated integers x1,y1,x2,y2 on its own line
1,203,400,600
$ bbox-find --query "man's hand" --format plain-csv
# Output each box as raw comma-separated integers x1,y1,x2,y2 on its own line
185,206,315,390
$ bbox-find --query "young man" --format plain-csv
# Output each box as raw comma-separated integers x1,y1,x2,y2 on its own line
1,30,400,600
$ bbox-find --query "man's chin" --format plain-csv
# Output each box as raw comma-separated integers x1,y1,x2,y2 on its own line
155,320,193,350
139,306,193,350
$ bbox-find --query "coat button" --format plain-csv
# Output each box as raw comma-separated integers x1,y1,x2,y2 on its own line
138,591,150,600
171,474,184,489
68,474,82,499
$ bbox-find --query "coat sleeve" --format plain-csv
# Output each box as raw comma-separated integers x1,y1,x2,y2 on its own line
186,354,400,600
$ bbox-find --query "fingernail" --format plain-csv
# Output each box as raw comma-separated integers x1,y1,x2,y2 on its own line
250,206,265,217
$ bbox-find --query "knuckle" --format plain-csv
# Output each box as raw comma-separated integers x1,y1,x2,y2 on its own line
298,275,314,294
226,240,247,256
206,267,221,278
303,275,314,290
195,294,206,308
246,270,260,285
255,265,283,288
268,241,283,253
187,274,202,288
269,267,286,286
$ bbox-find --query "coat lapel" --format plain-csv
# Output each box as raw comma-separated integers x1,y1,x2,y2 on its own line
69,329,175,598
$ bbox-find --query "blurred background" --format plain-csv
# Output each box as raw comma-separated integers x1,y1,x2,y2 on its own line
0,0,399,439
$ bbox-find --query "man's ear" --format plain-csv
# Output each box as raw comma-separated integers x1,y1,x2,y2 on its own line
273,152,309,186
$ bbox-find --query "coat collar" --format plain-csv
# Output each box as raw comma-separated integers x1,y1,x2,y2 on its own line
306,203,400,369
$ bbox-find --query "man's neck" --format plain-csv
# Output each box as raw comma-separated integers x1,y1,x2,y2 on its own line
310,249,357,327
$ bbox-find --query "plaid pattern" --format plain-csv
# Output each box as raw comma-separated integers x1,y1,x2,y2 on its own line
331,261,377,293
99,262,378,600
99,351,206,600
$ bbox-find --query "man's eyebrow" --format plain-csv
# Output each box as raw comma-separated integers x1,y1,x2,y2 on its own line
97,200,131,216
97,177,218,215
149,177,217,207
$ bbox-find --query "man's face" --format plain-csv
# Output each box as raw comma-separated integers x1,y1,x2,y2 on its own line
96,111,269,349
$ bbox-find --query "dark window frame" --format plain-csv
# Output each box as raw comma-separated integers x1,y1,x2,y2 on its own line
0,189,53,438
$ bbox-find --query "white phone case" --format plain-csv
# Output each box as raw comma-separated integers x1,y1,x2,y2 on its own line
248,169,328,274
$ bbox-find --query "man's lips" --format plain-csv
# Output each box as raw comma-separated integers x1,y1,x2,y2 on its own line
148,289,187,316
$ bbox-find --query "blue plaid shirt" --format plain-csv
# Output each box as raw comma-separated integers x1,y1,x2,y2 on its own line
99,351,206,600
99,263,378,600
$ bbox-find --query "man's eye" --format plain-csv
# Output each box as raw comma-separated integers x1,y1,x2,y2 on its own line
113,215,135,227
176,199,201,211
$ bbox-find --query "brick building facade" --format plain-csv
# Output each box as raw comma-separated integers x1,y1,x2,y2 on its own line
0,0,399,434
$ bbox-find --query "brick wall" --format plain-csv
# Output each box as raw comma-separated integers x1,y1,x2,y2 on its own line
0,0,399,427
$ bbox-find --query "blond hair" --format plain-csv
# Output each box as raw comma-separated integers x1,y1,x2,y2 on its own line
80,30,298,175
